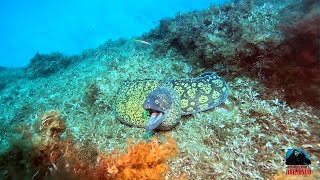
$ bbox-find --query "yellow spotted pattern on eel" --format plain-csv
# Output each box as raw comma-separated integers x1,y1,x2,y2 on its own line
174,86,185,96
197,82,205,88
212,90,221,99
186,87,197,99
190,101,195,106
199,95,209,104
187,107,194,112
181,99,189,108
198,103,209,110
213,79,224,87
200,83,212,94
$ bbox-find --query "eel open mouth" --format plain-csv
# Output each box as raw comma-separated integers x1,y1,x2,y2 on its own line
144,109,165,131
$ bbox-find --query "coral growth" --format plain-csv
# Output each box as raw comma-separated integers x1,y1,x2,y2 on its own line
90,133,180,180
37,110,66,138
29,110,69,177
0,110,71,179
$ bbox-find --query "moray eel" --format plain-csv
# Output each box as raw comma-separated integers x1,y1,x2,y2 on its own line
115,72,228,130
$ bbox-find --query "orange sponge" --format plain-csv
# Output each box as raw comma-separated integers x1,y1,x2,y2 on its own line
93,133,179,180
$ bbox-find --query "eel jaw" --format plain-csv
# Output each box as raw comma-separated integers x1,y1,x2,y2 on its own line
144,110,165,131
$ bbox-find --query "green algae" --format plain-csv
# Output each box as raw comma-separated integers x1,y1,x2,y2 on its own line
0,0,319,179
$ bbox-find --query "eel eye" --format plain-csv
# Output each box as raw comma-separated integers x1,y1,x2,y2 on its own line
155,100,160,104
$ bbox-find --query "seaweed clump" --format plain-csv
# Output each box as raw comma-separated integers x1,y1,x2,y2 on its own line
0,110,74,179
30,110,68,173
144,0,320,107
0,110,181,180
91,133,180,180
26,52,79,79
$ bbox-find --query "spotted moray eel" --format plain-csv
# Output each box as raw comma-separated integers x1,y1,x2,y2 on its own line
115,72,228,131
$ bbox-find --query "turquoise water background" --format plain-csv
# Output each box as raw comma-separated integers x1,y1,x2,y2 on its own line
0,0,226,67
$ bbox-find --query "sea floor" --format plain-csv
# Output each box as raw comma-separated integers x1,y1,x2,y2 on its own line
0,0,319,179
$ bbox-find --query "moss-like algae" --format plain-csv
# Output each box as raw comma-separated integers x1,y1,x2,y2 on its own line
0,0,319,179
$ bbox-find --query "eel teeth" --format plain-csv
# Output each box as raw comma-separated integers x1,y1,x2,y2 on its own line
145,112,165,131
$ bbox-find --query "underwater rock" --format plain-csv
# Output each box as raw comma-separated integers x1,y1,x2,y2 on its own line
26,52,79,79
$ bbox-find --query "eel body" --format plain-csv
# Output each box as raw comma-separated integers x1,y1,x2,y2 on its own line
115,72,228,130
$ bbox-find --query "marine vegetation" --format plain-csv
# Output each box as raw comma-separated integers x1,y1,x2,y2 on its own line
0,110,182,179
0,0,319,179
91,133,181,180
26,52,80,79
144,0,320,107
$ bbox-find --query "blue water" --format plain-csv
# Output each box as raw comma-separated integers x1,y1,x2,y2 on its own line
0,0,227,67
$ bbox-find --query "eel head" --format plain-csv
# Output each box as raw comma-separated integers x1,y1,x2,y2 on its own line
143,86,181,131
